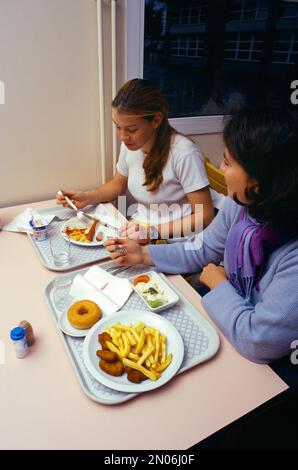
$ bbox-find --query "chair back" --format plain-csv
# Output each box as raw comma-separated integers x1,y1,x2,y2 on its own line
204,157,228,195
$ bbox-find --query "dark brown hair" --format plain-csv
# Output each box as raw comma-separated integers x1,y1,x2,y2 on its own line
112,78,176,192
223,106,298,231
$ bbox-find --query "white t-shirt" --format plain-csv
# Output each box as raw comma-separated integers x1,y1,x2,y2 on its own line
117,134,223,225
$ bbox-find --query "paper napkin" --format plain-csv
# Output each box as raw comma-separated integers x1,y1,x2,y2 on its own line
93,204,123,230
69,265,132,316
2,208,56,233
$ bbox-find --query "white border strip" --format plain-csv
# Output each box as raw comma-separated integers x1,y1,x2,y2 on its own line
97,0,106,183
111,0,118,173
125,0,144,80
169,115,226,135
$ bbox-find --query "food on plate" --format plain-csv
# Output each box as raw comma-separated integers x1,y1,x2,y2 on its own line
99,358,125,376
127,369,147,383
96,350,118,362
96,231,104,241
98,332,112,350
96,321,173,382
64,220,98,243
133,277,168,309
132,274,150,286
67,299,102,329
85,220,98,241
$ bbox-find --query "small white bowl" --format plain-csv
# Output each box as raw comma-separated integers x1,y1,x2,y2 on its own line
130,271,179,313
58,310,92,337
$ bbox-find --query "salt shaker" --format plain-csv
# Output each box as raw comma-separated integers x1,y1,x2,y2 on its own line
19,320,35,346
10,327,28,358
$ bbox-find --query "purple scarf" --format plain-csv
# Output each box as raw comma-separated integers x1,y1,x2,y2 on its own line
226,208,289,300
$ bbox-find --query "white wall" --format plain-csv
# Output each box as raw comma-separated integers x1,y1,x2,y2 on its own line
0,0,100,207
0,0,224,208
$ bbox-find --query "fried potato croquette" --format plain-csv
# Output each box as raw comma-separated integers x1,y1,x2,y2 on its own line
96,350,118,363
98,332,112,351
99,359,125,377
127,369,147,384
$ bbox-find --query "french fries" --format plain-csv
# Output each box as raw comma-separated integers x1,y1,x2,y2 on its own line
65,224,97,243
102,321,173,382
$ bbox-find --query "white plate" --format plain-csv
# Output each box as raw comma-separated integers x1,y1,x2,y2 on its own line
83,310,184,393
130,271,179,313
60,216,118,247
58,310,98,337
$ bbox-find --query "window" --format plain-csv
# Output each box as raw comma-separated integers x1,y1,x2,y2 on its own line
170,34,204,58
225,32,264,61
281,2,298,18
125,0,298,133
229,0,269,22
272,31,298,64
170,0,207,25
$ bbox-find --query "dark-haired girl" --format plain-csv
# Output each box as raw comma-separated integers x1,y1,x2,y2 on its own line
105,107,298,368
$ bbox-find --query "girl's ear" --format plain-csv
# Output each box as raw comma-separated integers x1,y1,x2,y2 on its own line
247,176,260,194
152,112,163,129
248,177,260,195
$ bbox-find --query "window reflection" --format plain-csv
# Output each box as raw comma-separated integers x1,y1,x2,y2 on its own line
144,0,298,117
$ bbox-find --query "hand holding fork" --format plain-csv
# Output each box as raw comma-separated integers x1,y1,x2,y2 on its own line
57,190,119,232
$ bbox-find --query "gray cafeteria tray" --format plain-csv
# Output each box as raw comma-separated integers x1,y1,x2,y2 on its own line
44,262,220,405
28,206,111,271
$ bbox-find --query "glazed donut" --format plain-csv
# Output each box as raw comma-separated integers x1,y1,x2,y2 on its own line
67,299,101,329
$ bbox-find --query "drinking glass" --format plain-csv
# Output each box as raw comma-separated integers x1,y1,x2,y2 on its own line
50,235,71,267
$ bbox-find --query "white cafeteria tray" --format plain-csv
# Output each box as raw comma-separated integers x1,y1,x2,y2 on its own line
28,206,112,271
44,262,220,405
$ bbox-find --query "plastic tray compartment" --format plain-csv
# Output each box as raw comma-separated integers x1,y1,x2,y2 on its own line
44,263,220,405
28,206,111,271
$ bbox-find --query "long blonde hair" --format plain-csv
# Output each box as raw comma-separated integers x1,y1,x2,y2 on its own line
112,79,176,192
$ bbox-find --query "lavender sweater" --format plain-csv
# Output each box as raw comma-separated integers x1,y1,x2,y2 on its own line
149,197,298,364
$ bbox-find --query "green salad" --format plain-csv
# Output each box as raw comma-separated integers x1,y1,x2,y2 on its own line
135,280,168,308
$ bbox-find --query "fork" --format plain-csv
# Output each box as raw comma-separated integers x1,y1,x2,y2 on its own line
57,190,119,231
104,264,132,275
57,191,79,212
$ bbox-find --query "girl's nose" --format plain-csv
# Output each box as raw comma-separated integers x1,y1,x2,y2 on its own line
220,160,225,173
120,129,129,141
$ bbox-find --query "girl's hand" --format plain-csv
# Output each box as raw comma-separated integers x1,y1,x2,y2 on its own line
103,237,153,266
199,264,227,290
56,189,90,209
119,221,150,244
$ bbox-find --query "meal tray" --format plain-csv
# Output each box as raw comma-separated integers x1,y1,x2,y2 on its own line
28,206,111,271
44,262,220,405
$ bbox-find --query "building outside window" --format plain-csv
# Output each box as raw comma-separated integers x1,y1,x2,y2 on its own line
272,31,298,63
224,32,264,62
170,34,205,58
142,0,298,121
229,0,269,22
170,1,207,25
281,1,298,17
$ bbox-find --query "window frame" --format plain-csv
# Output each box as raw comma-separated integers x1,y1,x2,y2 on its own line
124,0,225,134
